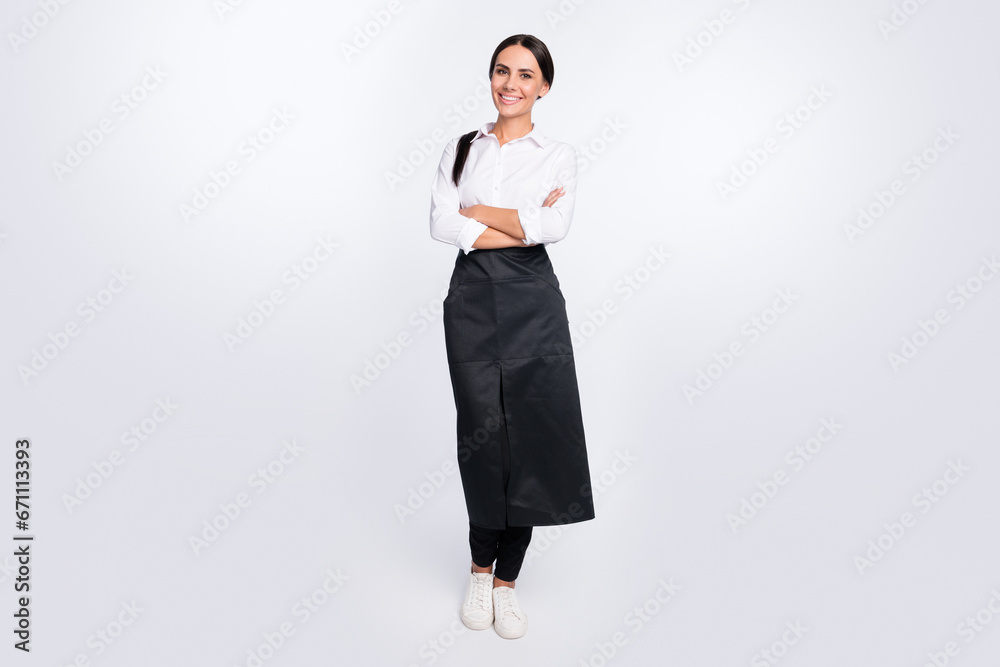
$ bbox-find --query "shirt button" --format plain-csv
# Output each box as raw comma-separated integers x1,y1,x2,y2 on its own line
493,360,501,368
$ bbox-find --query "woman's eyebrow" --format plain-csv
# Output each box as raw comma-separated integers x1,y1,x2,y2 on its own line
495,62,535,73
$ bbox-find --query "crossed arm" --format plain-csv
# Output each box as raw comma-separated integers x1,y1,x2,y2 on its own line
461,187,565,249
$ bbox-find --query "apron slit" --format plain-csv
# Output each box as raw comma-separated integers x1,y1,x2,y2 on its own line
498,364,511,525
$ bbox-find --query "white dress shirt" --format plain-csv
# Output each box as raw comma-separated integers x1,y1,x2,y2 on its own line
429,121,579,254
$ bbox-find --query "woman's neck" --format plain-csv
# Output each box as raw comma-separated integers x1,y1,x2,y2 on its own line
490,118,533,146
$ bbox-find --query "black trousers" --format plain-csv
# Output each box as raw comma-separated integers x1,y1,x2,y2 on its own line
468,376,532,581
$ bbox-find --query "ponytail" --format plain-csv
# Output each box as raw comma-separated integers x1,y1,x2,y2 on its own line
451,130,478,187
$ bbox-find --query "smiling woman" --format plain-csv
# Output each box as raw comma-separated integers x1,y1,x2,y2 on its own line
428,33,594,642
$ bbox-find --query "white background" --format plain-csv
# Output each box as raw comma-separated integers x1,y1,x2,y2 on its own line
1,0,999,665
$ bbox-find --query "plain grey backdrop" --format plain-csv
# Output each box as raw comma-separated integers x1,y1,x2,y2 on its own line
1,0,998,665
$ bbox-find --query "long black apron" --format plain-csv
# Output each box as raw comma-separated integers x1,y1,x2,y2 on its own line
442,243,596,530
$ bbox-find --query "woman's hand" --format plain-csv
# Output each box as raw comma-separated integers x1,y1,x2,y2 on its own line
542,187,565,207
461,187,564,218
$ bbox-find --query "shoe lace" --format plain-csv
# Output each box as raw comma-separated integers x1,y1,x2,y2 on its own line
470,575,492,610
494,587,522,620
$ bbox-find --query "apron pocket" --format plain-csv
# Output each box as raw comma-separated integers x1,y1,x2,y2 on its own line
532,274,566,303
444,282,465,303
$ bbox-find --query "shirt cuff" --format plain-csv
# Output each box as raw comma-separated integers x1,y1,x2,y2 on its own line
456,218,488,254
517,205,541,246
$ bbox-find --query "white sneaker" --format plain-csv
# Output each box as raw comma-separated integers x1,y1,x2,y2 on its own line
461,571,495,630
492,586,527,639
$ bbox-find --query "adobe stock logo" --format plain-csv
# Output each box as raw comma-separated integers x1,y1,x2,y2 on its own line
726,417,843,532
179,107,294,224
224,236,339,352
62,398,180,514
878,0,934,39
843,127,959,244
55,601,144,665
188,440,306,556
569,245,669,349
578,577,681,666
716,85,832,201
17,269,134,386
671,0,758,73
51,65,168,182
7,0,73,53
339,0,408,64
852,459,970,575
886,254,997,371
919,588,1000,666
683,288,798,403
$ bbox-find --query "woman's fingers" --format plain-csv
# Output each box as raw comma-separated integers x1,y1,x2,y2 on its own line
542,187,565,208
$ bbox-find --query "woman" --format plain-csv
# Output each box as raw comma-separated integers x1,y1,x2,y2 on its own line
428,34,595,640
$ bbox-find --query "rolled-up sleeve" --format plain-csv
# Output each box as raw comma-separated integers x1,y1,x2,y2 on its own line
429,138,487,254
516,144,578,246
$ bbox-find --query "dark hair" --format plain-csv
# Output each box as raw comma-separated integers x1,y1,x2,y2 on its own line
451,34,555,187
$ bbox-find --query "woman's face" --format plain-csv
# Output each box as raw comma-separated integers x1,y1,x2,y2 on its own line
491,44,549,119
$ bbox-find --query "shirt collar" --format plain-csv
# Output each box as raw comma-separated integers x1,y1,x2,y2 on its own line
473,120,551,149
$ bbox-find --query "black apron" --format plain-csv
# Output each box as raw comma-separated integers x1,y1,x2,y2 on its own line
442,243,596,530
